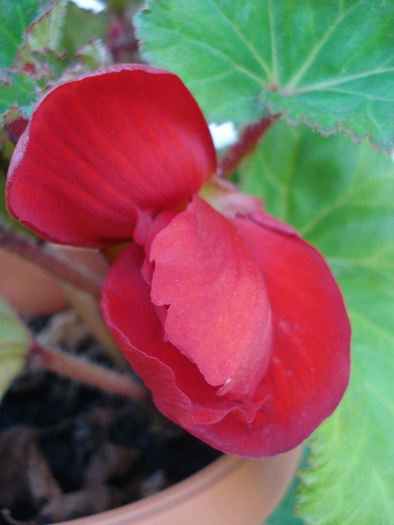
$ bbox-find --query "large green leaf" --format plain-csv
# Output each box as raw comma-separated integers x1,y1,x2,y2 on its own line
0,0,54,68
136,0,394,152
298,324,393,524
0,296,31,399
240,122,394,525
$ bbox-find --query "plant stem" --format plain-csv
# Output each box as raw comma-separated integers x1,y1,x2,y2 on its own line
0,223,102,301
60,282,130,370
217,114,279,179
0,223,131,371
27,343,149,402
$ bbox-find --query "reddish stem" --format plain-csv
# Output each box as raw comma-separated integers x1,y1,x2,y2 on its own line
27,343,149,402
5,118,29,144
217,114,279,179
108,15,139,62
0,224,102,301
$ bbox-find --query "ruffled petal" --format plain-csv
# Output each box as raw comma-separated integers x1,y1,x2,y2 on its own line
101,242,268,427
6,64,216,247
149,197,273,401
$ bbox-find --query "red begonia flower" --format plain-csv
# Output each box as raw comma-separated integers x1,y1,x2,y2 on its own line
6,64,351,458
102,199,350,457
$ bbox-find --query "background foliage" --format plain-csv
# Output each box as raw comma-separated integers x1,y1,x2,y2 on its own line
240,123,394,524
136,0,394,152
0,1,393,523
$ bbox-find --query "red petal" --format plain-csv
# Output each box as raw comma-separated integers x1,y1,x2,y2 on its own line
6,64,216,247
149,197,273,401
180,211,350,457
101,242,267,427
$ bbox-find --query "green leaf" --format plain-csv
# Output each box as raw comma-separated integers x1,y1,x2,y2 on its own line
12,0,74,81
1,168,36,238
0,72,41,125
24,0,67,51
266,447,309,525
0,0,54,68
0,0,67,127
298,320,394,524
59,1,110,57
0,296,31,399
0,1,111,128
240,121,394,525
76,39,112,71
136,0,394,152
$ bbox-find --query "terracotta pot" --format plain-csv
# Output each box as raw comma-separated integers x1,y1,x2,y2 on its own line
57,446,302,525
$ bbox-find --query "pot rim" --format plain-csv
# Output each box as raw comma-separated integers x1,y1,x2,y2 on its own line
64,454,240,524
57,446,302,524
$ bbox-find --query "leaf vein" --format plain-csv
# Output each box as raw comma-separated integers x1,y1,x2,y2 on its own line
299,176,394,237
285,0,365,90
268,0,279,86
349,309,394,345
206,0,272,79
287,67,394,96
146,26,267,88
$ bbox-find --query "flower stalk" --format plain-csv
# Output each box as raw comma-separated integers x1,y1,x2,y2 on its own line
26,342,149,401
0,223,102,302
60,282,130,370
217,114,279,179
0,222,130,369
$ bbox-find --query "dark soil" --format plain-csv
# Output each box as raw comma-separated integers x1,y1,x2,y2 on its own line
0,312,221,524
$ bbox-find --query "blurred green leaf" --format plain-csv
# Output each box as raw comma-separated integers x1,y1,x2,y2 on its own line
0,0,112,128
136,0,394,152
0,0,54,68
0,0,69,127
76,38,112,70
60,1,109,57
106,0,142,13
1,168,35,237
14,0,105,81
240,122,394,525
0,296,31,399
266,447,309,525
23,0,67,51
